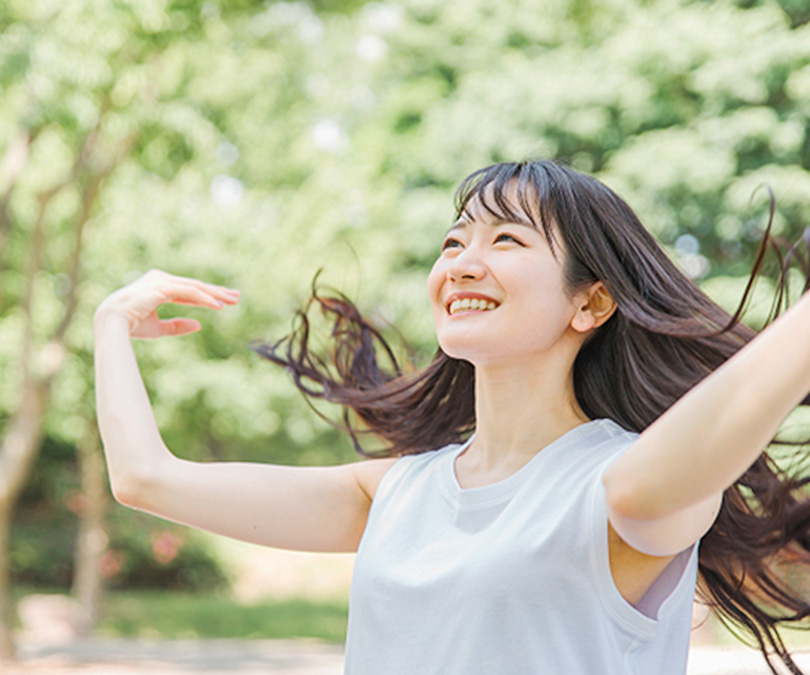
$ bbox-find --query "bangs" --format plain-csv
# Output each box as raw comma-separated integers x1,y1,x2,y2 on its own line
453,162,564,260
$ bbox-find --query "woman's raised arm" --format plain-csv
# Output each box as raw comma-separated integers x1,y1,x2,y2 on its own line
94,270,396,553
603,290,810,557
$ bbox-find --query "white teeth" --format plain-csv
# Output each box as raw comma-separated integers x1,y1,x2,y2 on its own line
448,298,499,314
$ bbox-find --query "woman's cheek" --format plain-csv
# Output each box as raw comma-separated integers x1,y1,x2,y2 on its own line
426,262,445,308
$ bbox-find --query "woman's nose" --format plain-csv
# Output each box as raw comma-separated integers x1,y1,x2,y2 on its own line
447,246,486,282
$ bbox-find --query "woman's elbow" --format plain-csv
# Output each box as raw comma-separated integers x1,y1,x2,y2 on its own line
109,471,151,509
602,468,667,521
107,457,171,510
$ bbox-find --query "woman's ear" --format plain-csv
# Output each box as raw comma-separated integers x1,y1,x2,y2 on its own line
571,282,617,333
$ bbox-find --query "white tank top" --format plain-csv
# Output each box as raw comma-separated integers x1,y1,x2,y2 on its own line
345,418,700,675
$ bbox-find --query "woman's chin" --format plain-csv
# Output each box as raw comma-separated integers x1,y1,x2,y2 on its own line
438,342,494,366
439,344,475,363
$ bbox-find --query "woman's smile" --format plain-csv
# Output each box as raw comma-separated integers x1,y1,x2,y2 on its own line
448,300,498,315
446,292,501,315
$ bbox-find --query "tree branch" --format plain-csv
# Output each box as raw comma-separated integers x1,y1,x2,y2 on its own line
0,128,39,294
50,131,139,348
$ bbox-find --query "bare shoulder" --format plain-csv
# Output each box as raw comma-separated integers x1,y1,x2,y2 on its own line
349,457,400,501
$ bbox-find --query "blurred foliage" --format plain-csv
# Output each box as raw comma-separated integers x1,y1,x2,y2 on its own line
11,587,349,641
1,0,809,586
95,590,348,641
11,437,227,591
104,512,229,590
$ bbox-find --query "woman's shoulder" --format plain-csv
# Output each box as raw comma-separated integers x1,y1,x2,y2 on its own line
596,418,640,453
558,418,641,476
351,457,399,501
352,440,466,501
599,417,638,438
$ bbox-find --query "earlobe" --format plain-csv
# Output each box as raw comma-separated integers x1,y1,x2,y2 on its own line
571,299,598,333
571,312,596,333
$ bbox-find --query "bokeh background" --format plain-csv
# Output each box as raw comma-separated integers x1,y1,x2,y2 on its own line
2,0,810,666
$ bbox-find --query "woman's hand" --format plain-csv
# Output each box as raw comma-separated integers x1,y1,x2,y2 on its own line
95,269,240,339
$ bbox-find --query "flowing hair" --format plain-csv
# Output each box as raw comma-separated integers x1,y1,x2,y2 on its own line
251,160,810,673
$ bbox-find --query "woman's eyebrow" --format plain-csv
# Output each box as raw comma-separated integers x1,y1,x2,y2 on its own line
445,217,537,235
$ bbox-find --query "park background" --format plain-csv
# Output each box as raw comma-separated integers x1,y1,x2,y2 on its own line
3,0,810,670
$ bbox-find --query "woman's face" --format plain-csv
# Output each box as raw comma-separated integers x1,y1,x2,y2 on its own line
427,192,582,367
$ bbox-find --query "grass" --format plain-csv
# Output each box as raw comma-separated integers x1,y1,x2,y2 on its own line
16,587,349,642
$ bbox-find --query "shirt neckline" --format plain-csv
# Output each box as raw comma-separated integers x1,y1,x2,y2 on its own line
440,418,610,509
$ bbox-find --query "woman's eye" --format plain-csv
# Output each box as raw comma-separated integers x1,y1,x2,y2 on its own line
441,238,463,251
441,233,522,251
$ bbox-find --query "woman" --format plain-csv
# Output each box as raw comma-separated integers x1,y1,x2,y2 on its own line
95,160,810,674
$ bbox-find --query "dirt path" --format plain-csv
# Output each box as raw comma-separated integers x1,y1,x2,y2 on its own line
6,639,345,674
6,639,810,674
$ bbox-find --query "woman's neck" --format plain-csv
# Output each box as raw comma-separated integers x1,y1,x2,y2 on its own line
466,355,589,474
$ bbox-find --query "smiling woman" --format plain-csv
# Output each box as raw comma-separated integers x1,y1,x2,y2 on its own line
253,161,810,672
96,159,810,675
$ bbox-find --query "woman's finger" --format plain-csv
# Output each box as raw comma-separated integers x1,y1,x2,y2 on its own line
160,272,240,301
160,284,230,309
177,281,239,301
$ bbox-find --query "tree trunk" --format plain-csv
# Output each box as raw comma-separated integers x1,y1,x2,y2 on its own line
0,112,129,662
0,380,49,662
0,501,14,660
0,182,63,662
71,424,108,636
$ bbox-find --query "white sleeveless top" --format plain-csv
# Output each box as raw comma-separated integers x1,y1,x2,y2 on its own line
344,418,700,675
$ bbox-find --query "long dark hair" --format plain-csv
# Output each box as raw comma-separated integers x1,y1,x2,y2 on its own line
251,160,810,673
